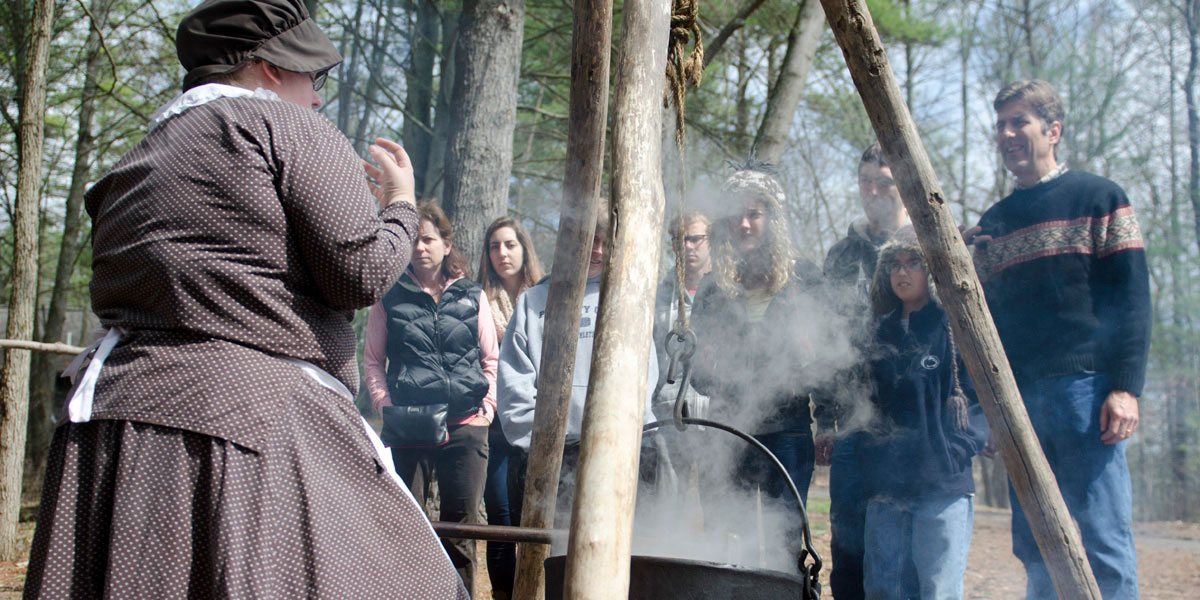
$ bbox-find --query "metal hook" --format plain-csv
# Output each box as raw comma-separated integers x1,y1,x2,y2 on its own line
671,363,692,431
664,329,696,385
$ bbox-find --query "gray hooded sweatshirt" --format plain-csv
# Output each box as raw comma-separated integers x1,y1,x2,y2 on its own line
497,276,658,451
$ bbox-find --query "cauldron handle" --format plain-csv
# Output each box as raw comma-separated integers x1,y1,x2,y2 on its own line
643,418,822,600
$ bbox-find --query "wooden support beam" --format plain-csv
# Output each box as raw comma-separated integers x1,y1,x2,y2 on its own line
816,1,1103,598
0,340,85,356
562,0,670,597
511,0,612,598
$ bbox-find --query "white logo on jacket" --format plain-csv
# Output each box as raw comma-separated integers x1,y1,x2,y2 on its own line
920,355,940,370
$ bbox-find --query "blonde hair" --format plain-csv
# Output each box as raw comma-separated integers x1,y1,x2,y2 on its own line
709,163,794,296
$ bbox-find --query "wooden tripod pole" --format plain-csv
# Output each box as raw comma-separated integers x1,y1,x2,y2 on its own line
511,0,612,598
561,0,671,597
816,0,1103,598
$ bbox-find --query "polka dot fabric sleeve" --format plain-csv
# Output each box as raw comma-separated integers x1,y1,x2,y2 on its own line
272,105,418,310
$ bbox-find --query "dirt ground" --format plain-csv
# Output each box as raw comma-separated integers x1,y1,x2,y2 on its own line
472,472,1200,599
3,478,1198,599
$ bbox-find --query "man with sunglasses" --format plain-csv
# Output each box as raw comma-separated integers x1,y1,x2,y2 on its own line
24,0,468,597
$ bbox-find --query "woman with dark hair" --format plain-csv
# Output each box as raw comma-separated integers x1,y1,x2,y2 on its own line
479,216,546,329
475,216,543,600
860,228,989,599
689,161,834,506
364,202,499,597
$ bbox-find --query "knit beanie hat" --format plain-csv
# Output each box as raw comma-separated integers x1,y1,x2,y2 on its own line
870,226,970,431
177,0,342,91
720,168,787,215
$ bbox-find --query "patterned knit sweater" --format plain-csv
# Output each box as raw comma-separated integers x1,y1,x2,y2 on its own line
973,170,1151,395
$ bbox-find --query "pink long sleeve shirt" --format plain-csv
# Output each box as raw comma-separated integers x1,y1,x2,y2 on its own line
364,276,499,425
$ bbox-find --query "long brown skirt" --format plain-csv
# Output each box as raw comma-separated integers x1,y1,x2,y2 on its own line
24,382,469,599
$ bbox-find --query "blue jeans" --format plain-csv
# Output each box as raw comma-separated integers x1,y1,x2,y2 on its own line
735,428,814,569
864,494,974,600
484,424,515,598
830,433,867,600
739,428,815,505
1010,373,1138,599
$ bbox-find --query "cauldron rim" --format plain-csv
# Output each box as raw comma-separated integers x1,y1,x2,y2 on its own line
545,553,806,581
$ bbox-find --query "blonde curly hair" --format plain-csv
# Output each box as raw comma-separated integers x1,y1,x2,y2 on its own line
709,161,794,296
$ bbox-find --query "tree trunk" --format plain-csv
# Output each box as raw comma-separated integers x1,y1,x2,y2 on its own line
402,0,439,196
351,1,395,155
1020,0,1040,76
25,0,111,494
422,7,459,200
442,0,525,269
511,0,610,597
734,44,751,155
902,0,914,108
818,0,1102,597
1186,0,1200,255
561,0,668,596
0,0,54,560
1169,11,1198,521
959,1,972,214
751,0,825,164
335,0,366,134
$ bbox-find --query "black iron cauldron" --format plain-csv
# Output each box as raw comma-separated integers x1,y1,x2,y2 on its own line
543,554,807,600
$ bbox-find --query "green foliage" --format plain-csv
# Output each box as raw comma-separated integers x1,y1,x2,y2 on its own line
867,0,951,46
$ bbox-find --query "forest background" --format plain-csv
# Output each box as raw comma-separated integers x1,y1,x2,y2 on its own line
1,0,1198,554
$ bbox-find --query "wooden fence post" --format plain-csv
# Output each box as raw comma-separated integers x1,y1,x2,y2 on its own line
511,0,612,598
816,0,1103,598
561,0,671,597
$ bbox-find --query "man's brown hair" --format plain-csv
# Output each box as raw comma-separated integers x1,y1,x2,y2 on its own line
859,142,887,170
993,79,1066,133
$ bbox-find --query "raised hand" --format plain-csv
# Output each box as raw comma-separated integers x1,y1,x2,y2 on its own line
363,138,416,210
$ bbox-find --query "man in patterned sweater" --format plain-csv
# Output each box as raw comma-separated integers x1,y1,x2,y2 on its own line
966,79,1149,599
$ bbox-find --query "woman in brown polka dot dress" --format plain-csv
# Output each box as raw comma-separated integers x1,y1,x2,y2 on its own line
23,0,468,598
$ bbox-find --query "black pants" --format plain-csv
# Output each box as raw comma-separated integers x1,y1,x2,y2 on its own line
392,423,489,598
507,441,658,530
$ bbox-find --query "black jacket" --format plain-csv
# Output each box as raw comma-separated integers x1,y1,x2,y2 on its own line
861,302,989,500
689,260,833,434
824,219,888,296
381,274,488,419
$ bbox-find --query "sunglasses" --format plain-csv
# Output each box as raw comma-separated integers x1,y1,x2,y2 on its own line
886,259,926,275
310,68,331,92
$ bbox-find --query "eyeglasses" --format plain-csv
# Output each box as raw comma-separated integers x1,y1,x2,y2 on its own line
886,259,925,274
310,68,331,92
682,234,708,246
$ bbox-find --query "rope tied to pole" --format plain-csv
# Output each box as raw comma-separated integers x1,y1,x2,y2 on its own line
664,0,703,339
665,0,704,151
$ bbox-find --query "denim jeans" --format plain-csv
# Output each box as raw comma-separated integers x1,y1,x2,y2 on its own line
483,423,515,598
1009,373,1138,599
864,494,974,600
830,432,867,600
732,428,815,570
738,428,816,505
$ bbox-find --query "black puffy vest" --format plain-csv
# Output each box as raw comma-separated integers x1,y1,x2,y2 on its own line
381,274,488,419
